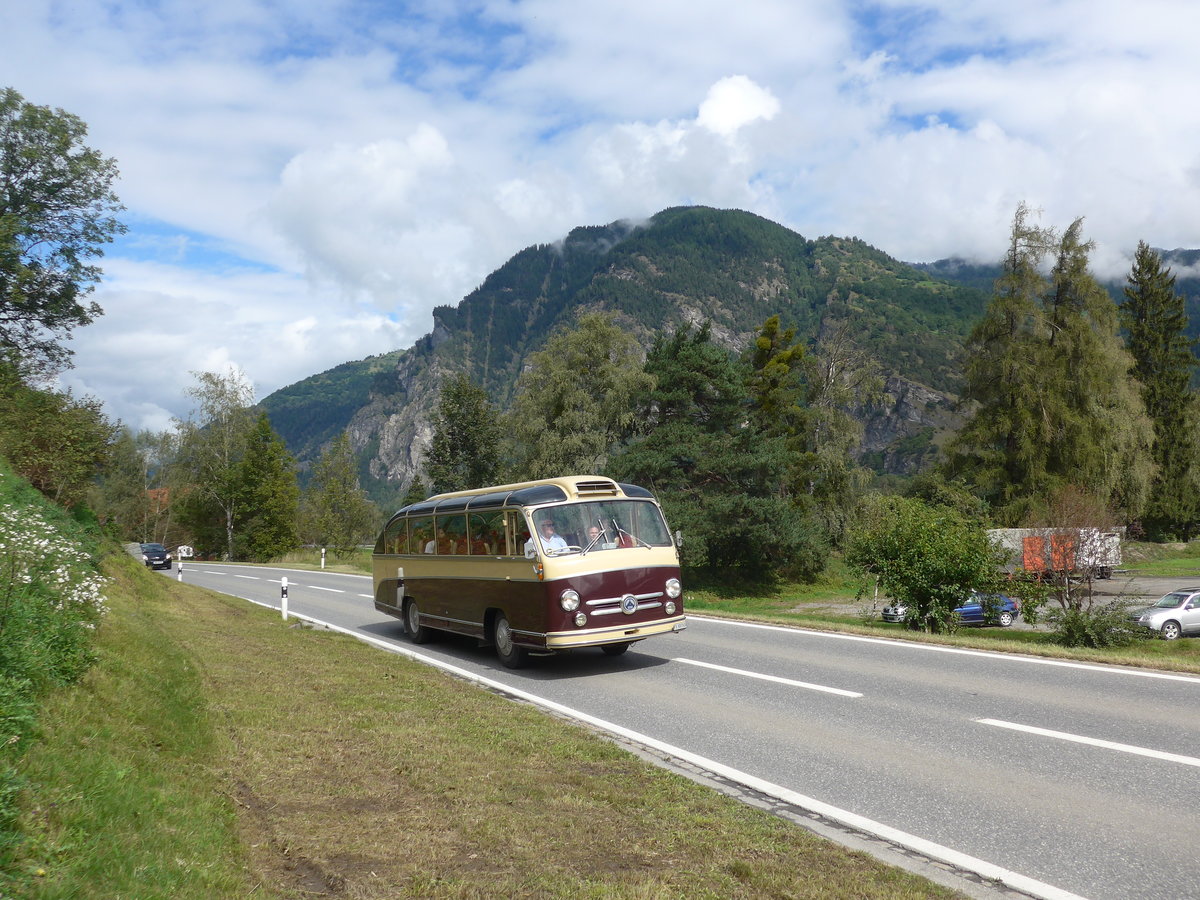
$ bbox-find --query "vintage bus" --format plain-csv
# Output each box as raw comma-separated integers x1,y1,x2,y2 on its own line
372,476,686,667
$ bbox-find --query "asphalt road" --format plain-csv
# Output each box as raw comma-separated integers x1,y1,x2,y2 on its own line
163,561,1200,900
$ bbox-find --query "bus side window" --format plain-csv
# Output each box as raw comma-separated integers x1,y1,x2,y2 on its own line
439,514,467,554
410,516,434,554
378,517,406,554
391,518,409,554
505,510,531,558
470,511,503,555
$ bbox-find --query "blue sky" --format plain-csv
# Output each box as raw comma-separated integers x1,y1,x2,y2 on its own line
3,0,1199,431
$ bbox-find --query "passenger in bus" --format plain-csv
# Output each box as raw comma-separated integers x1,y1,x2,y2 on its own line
612,520,635,548
525,517,568,556
425,528,453,554
586,525,616,550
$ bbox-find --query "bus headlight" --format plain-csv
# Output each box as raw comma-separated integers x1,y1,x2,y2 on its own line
560,589,581,612
574,612,587,627
666,601,677,615
665,578,681,599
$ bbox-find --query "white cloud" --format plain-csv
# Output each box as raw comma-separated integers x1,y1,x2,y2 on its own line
4,0,1200,430
697,76,781,138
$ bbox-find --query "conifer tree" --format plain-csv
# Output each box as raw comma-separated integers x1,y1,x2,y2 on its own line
944,203,1056,517
945,207,1152,523
1043,220,1152,519
234,412,299,562
1120,242,1200,538
301,431,379,556
610,324,827,579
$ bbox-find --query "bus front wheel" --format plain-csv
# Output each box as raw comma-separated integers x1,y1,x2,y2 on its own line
493,614,527,669
405,599,430,644
601,641,631,656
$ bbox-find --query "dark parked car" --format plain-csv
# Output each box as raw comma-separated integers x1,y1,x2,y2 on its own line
881,591,1019,627
140,542,172,570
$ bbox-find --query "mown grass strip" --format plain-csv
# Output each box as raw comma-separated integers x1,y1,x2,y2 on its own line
15,555,965,899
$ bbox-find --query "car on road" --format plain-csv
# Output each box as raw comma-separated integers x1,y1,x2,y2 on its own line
1129,588,1200,640
140,542,172,570
881,592,1019,627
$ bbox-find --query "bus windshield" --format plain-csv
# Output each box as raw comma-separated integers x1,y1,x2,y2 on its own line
528,499,671,556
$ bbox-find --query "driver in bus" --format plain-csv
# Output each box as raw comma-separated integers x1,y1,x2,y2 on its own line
525,517,568,556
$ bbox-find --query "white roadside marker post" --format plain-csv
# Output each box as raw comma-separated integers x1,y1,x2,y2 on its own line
281,576,289,621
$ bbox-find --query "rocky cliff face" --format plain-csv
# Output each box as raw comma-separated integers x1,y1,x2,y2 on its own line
858,376,964,475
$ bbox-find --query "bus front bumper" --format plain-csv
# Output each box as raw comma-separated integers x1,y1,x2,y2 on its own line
544,615,687,650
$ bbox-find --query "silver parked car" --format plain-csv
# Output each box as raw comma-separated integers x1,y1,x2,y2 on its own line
1129,588,1200,640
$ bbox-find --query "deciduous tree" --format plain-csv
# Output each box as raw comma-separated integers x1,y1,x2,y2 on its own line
506,313,653,479
174,368,256,560
425,373,503,493
846,494,1004,634
0,358,116,507
0,88,125,374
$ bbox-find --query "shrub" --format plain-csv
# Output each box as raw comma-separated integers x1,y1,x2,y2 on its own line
1045,600,1143,649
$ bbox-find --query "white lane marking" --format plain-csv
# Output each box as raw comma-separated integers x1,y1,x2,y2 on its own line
308,585,345,594
978,719,1200,768
676,658,862,697
243,603,1084,900
232,573,258,580
690,614,1200,684
357,594,373,599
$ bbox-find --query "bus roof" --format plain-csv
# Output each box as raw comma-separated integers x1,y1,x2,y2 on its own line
390,476,654,519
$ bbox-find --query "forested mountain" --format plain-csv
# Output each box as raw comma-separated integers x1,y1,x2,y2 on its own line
260,206,998,506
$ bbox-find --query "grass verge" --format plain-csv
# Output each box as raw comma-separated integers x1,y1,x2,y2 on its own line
12,556,965,899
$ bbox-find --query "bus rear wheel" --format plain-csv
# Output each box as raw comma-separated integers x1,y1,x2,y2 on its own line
405,599,430,644
493,614,527,669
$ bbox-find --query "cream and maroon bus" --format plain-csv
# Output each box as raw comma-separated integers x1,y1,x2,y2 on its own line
372,476,686,667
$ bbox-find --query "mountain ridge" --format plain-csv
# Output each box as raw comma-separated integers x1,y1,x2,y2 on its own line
260,206,1195,506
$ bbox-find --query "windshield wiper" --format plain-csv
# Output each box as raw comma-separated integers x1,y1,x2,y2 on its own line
611,517,651,549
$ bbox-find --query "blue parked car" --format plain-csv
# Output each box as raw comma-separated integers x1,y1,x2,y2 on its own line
881,591,1019,627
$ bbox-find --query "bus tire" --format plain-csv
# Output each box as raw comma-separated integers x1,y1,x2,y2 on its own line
493,614,527,669
601,641,631,656
405,599,431,644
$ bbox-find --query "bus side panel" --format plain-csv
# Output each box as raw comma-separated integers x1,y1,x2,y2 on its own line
374,554,543,644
